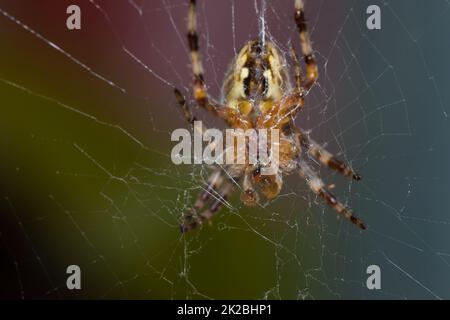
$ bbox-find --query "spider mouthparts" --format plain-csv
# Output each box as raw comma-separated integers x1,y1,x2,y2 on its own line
353,174,362,181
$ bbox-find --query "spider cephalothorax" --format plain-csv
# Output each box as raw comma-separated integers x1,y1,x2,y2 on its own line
174,0,366,233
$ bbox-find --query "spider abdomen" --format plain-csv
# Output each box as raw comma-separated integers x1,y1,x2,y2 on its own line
222,40,291,119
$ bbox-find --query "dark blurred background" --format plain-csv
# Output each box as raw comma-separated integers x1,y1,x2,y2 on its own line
0,0,449,299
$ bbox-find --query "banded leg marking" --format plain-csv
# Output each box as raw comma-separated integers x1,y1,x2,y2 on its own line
298,158,366,230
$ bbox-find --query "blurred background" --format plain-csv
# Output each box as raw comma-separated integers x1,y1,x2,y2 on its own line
0,0,449,299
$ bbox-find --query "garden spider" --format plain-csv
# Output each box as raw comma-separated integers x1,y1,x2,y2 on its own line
174,0,366,232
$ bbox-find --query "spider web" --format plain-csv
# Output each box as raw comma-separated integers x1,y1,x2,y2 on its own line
1,0,450,299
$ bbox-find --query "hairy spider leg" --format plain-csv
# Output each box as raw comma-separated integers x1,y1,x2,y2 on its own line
197,181,235,222
181,169,225,232
174,88,197,125
294,0,318,91
289,46,303,93
187,0,222,117
298,131,362,181
298,158,366,230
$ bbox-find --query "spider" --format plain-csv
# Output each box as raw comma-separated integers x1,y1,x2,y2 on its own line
174,0,366,232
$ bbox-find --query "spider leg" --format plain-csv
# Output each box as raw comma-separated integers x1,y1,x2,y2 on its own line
174,88,197,125
198,181,235,223
187,0,218,115
182,178,236,233
294,0,318,91
181,169,225,233
289,45,303,93
181,163,246,232
298,130,362,181
298,158,366,230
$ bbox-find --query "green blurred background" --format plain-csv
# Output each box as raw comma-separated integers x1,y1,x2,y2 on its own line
1,0,450,299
